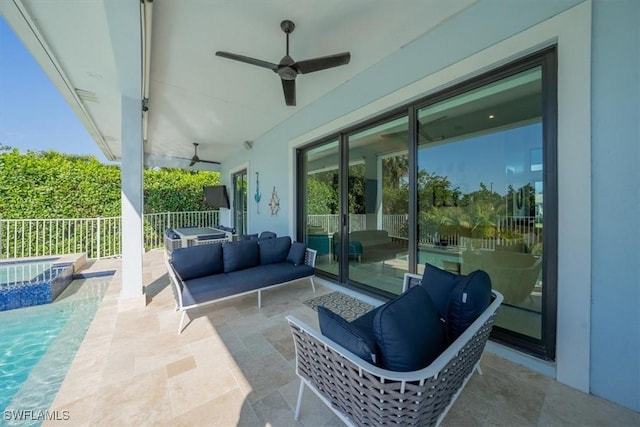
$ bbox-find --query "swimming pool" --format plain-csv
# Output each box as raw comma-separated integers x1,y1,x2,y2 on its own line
0,259,74,311
0,277,109,426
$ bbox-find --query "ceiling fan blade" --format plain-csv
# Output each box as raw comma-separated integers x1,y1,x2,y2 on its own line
215,51,278,71
294,52,351,74
199,159,221,165
281,78,296,106
188,159,196,167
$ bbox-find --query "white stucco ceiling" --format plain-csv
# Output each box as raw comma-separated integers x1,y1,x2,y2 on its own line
1,0,476,169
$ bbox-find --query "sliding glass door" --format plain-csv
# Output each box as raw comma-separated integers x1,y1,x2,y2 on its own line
299,141,340,277
232,169,247,236
345,116,409,294
417,66,547,343
297,48,556,359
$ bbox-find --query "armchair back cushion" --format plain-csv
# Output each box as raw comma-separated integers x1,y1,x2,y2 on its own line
223,240,260,273
373,285,446,371
447,269,492,341
318,306,377,365
172,243,224,280
259,236,291,265
421,263,459,320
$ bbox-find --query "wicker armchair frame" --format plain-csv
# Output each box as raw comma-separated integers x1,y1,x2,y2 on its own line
287,283,503,427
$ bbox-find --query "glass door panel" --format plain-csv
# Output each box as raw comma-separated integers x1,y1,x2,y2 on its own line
417,66,544,340
345,116,409,295
300,141,340,277
232,170,247,236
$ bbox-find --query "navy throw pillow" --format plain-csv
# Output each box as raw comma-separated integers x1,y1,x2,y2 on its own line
286,242,307,266
259,231,277,240
318,306,378,365
447,269,492,341
259,236,291,265
171,243,223,280
421,263,460,320
222,240,260,273
373,285,446,372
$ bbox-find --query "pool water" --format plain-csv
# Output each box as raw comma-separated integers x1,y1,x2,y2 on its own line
0,278,109,426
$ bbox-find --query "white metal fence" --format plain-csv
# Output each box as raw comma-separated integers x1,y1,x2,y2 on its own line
0,210,219,260
0,211,537,260
307,213,540,250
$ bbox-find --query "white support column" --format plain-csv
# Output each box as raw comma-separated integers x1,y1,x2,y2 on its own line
120,95,145,308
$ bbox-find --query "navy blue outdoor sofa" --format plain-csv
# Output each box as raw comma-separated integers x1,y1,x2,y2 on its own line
166,236,316,333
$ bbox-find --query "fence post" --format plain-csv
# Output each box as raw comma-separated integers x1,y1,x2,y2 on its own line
0,217,3,259
96,217,101,260
166,211,170,230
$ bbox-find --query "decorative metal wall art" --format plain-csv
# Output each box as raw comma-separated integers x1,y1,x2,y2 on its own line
268,186,280,215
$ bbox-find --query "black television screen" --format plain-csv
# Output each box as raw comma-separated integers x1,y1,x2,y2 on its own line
203,185,230,209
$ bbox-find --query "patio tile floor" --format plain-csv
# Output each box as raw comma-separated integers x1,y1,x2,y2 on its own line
44,250,639,426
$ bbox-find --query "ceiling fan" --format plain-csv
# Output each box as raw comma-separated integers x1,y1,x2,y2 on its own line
175,143,220,167
381,116,448,143
215,20,351,106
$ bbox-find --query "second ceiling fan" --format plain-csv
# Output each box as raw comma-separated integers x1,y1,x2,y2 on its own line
216,20,351,106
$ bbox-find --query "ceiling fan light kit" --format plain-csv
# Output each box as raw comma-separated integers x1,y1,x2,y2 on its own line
215,20,351,106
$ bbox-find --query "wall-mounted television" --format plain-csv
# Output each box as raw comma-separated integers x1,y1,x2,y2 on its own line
203,185,230,209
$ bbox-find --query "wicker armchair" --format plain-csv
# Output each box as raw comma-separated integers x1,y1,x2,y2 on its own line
286,276,503,427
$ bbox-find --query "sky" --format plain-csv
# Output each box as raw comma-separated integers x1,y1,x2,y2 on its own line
0,17,111,163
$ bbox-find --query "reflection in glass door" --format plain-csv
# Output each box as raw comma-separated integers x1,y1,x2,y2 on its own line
232,170,247,236
417,66,545,341
345,116,409,295
299,141,340,277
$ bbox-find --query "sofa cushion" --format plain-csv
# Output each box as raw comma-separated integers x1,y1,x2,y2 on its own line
447,269,492,341
421,263,460,320
287,242,307,266
259,236,291,265
171,243,223,280
373,285,446,372
223,240,260,273
318,306,377,365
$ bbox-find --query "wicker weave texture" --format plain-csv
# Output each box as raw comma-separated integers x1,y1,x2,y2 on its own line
290,312,498,427
164,235,182,253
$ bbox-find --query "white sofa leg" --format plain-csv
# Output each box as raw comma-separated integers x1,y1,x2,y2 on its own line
258,290,262,308
475,361,483,376
178,311,187,335
310,276,316,293
294,379,305,421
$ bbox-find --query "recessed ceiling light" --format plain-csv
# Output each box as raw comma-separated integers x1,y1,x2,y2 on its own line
488,114,495,119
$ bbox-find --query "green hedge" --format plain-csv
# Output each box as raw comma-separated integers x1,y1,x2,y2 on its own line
0,149,220,219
